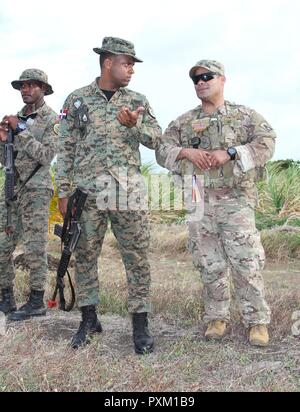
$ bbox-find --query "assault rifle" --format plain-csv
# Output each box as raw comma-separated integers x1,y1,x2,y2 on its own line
4,127,15,235
48,187,87,311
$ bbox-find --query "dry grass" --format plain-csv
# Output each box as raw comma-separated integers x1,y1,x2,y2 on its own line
1,224,300,392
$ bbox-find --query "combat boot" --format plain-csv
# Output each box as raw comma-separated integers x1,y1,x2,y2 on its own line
205,320,228,341
71,305,102,349
0,287,16,314
8,290,46,321
249,324,269,347
132,312,154,354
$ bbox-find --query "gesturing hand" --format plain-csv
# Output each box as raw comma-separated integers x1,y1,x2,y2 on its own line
117,106,144,128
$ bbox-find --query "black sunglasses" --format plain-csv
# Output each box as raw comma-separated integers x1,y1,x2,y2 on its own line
191,72,218,85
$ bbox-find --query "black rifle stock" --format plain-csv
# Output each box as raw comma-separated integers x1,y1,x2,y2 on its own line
4,128,15,235
48,187,87,311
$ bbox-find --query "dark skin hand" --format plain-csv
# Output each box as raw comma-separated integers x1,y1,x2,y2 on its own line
177,148,231,170
117,106,144,128
58,197,69,217
177,148,213,170
209,149,231,167
0,115,19,141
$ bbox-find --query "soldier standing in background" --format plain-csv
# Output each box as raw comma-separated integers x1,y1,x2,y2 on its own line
156,60,276,347
56,37,161,353
0,69,58,320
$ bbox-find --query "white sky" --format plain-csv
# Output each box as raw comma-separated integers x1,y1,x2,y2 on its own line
1,0,299,166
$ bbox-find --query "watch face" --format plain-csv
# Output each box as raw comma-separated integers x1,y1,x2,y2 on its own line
18,123,26,130
228,148,236,159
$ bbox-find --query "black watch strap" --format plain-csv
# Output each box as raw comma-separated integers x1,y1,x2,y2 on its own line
227,147,237,160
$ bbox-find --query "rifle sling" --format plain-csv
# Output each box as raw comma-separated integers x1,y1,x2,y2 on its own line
12,163,42,200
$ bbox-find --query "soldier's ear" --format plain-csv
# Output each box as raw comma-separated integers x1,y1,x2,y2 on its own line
104,57,114,70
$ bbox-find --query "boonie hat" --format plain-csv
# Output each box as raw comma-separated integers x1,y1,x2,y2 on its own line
93,36,143,63
11,68,53,95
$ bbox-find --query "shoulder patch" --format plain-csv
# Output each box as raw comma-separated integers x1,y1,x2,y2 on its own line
59,109,69,120
53,123,60,135
73,98,83,109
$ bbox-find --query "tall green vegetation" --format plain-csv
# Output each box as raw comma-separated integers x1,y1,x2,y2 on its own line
256,160,300,229
1,160,299,230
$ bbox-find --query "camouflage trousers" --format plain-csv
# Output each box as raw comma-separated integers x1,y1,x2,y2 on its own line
0,187,52,291
74,196,151,313
188,187,271,327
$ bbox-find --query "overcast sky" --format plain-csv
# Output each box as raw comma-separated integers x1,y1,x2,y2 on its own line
1,0,299,167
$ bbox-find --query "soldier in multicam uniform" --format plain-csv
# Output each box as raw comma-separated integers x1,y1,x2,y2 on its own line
56,37,161,353
0,69,58,320
156,60,276,347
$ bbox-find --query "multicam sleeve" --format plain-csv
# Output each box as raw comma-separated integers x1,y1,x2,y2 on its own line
13,114,58,166
155,119,183,172
56,95,81,198
130,98,162,149
235,110,276,172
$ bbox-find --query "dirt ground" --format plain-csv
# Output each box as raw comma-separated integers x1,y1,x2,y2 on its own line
0,226,299,392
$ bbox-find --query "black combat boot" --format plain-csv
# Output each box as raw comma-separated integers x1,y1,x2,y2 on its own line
8,290,46,321
0,287,16,314
71,305,102,349
132,312,154,354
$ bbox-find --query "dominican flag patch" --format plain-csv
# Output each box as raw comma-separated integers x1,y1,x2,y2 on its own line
59,109,69,120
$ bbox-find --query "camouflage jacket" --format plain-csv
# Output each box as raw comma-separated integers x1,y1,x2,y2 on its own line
1,103,58,190
156,100,276,189
56,79,162,198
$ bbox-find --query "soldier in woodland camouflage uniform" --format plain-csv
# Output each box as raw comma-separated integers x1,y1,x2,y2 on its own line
156,60,276,347
0,69,58,320
56,37,161,353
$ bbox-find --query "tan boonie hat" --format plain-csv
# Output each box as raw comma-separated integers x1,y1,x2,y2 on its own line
189,60,225,78
11,68,53,95
93,36,143,63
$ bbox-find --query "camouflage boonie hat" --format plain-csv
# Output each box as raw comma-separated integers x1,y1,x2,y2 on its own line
189,60,225,78
11,69,53,95
93,36,143,63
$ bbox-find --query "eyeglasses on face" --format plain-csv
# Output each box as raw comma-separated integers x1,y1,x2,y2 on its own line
192,72,218,85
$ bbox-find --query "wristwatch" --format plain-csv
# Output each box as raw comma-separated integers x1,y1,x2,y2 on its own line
15,121,27,135
227,147,237,160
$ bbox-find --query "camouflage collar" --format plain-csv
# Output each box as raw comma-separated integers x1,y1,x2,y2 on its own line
197,100,231,116
92,78,127,97
18,102,48,120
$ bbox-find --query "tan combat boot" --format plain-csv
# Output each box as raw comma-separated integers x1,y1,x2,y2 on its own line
249,324,269,347
205,320,228,340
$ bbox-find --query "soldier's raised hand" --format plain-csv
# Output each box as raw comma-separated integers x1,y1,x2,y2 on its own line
117,106,144,128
